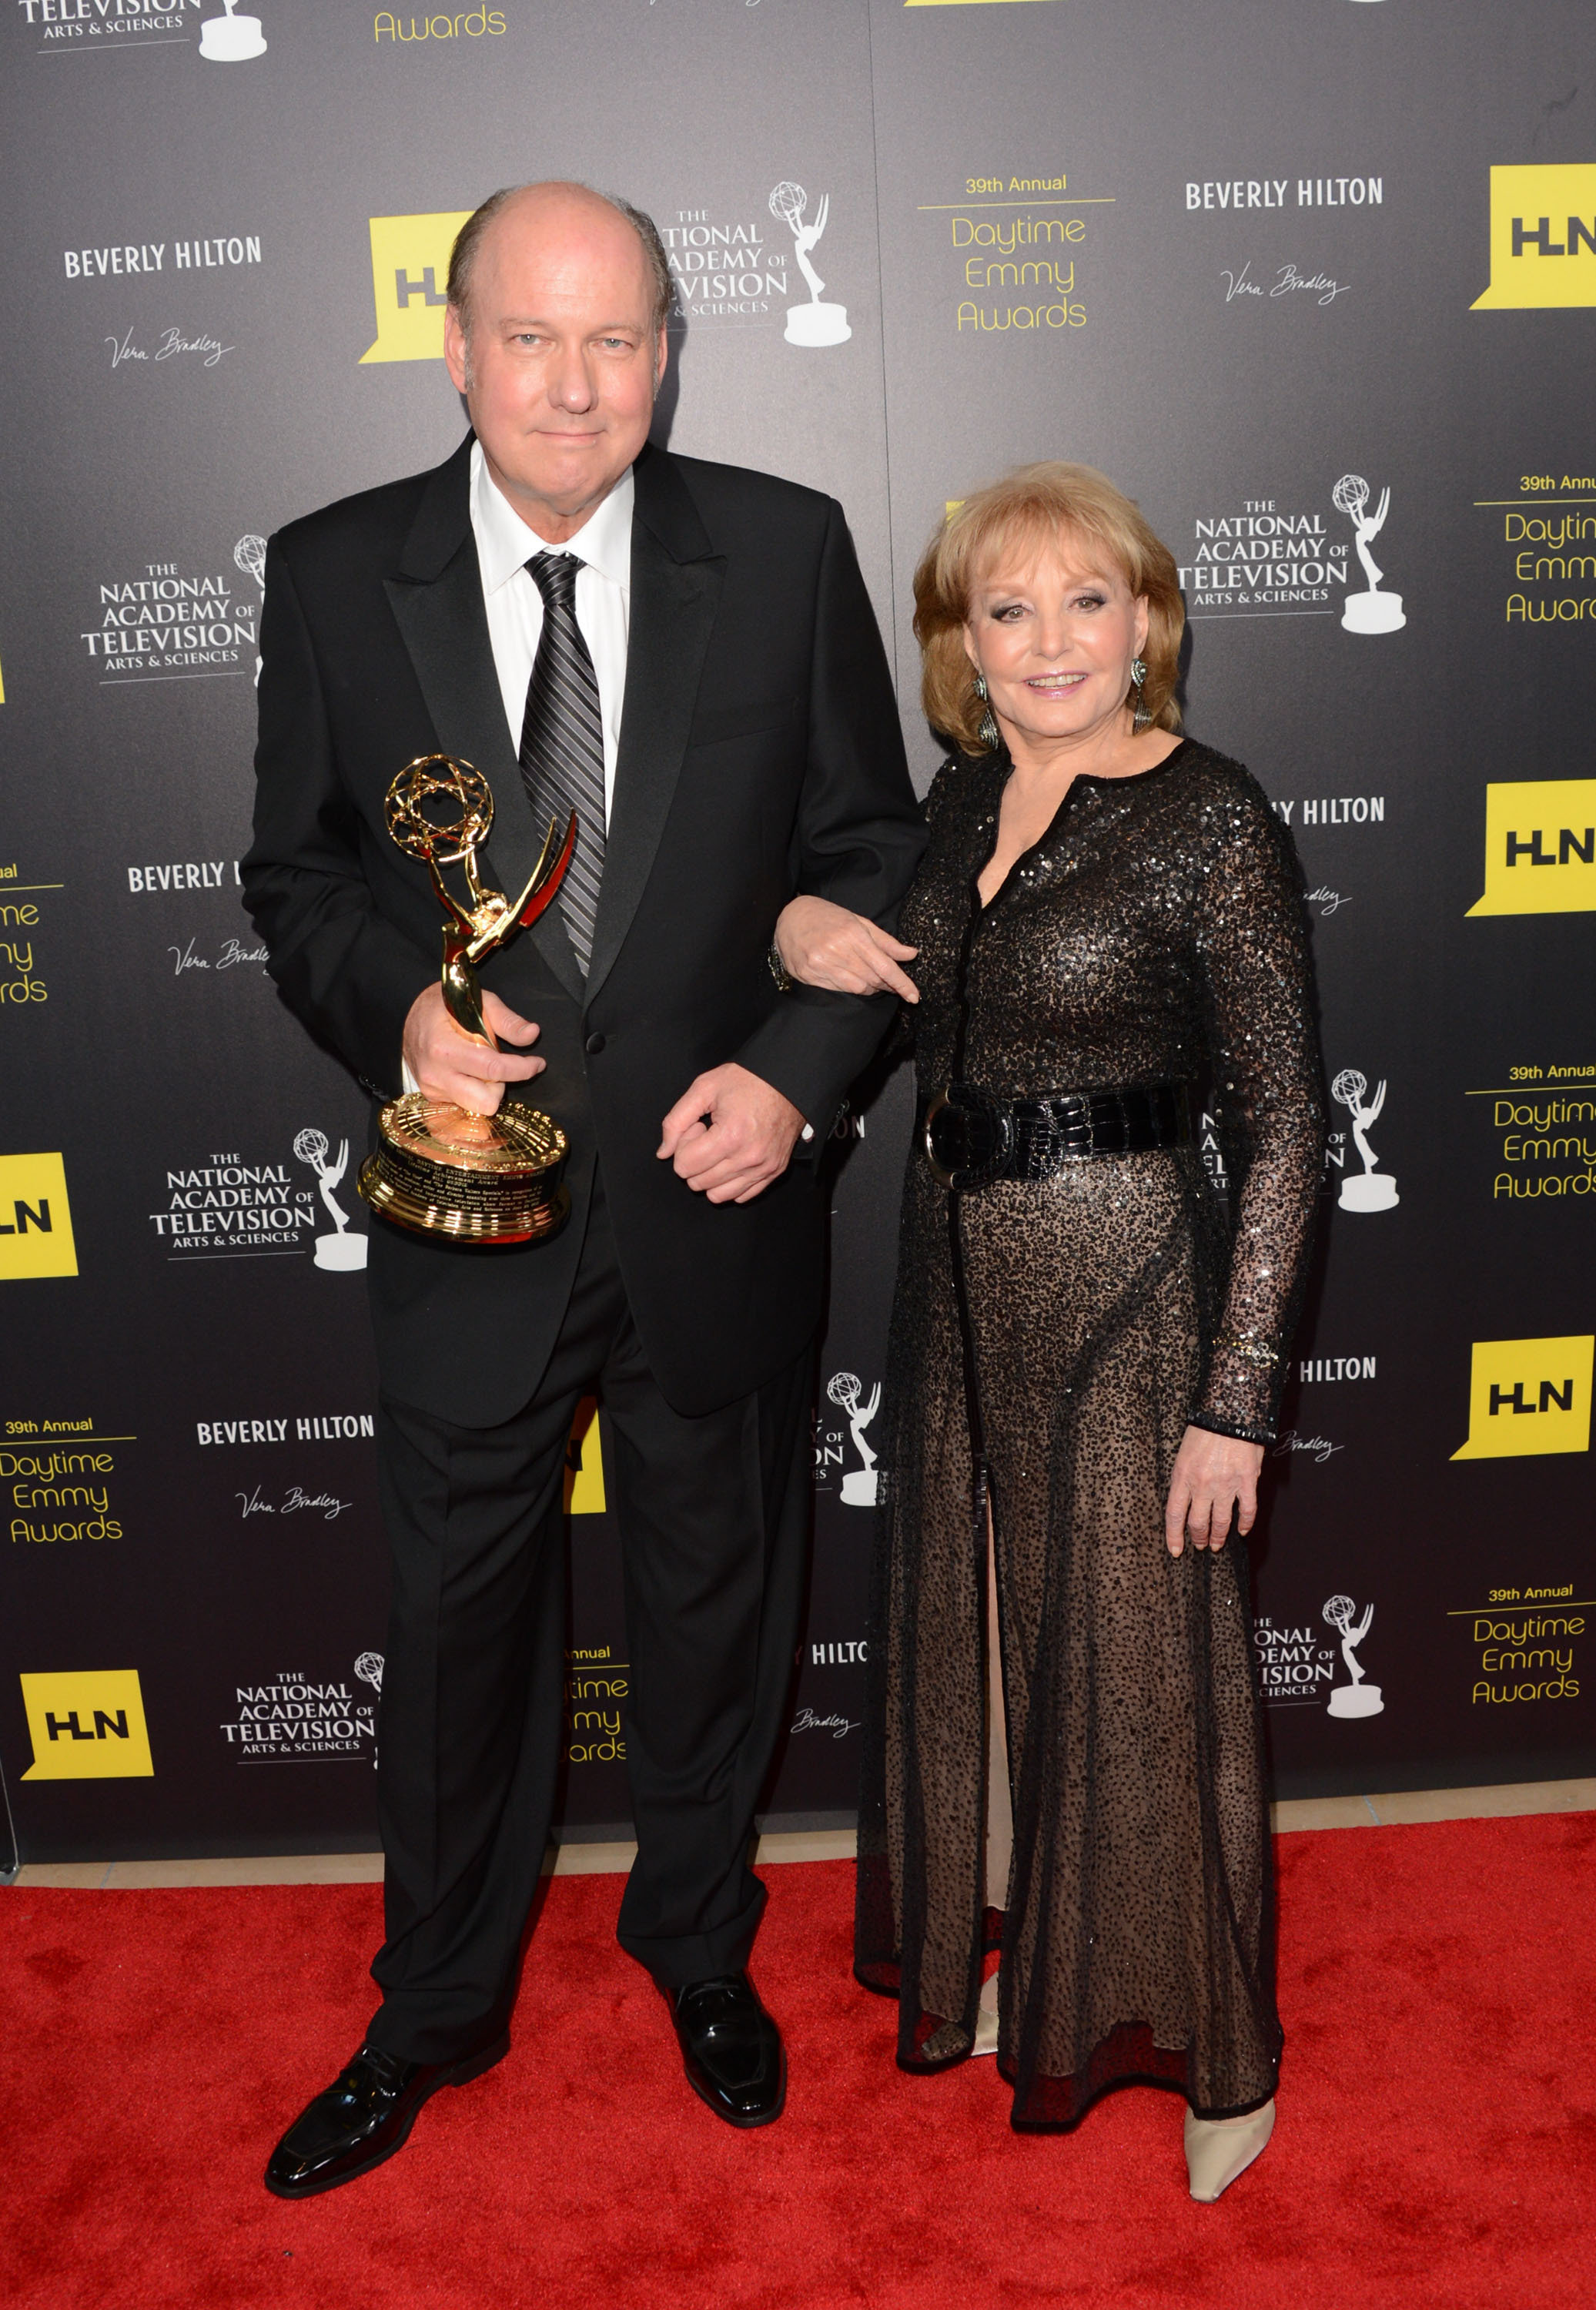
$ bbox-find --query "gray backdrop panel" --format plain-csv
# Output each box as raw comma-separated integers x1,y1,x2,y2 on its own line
2,0,1591,1861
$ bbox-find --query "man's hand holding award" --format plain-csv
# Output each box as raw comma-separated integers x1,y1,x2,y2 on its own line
357,752,577,1244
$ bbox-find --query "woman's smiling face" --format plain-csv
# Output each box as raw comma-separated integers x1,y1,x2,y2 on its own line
963,533,1149,754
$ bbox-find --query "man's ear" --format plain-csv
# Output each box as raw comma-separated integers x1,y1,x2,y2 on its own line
443,304,470,396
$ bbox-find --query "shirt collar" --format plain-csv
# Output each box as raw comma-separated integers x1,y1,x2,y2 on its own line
470,440,635,596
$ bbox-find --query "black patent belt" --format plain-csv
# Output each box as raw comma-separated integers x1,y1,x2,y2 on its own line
922,1080,1193,1190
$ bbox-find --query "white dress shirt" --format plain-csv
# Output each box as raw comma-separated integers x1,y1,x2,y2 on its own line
470,439,631,822
400,452,632,1091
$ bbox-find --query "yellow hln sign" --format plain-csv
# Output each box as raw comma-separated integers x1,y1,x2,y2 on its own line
1452,1337,1594,1461
20,1670,154,1779
1467,780,1596,916
1472,166,1596,310
566,1398,606,1515
360,212,471,363
0,1153,77,1280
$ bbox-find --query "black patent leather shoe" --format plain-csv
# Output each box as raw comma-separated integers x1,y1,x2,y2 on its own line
669,1972,786,2128
263,2032,509,2198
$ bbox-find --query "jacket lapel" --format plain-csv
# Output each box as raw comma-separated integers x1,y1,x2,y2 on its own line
584,447,723,1007
383,437,583,1000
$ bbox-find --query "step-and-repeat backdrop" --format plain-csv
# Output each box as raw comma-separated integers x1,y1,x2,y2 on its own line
2,0,1591,1863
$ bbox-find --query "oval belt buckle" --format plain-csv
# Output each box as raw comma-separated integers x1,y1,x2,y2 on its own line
925,1086,1011,1192
923,1086,959,1190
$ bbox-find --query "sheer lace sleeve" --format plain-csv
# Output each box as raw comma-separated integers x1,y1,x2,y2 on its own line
892,755,972,1068
1189,775,1325,1444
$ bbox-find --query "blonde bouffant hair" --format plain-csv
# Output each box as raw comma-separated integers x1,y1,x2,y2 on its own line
913,462,1185,752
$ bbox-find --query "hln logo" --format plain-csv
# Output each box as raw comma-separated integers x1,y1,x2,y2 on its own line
19,1671,153,1780
1473,166,1596,310
1467,781,1596,916
1452,1337,1594,1461
0,1153,78,1281
564,1398,606,1515
360,212,471,364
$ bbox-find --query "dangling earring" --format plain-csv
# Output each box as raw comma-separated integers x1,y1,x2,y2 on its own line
1130,657,1150,731
972,670,1001,752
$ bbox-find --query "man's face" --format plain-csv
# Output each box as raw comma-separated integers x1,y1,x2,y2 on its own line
445,187,667,540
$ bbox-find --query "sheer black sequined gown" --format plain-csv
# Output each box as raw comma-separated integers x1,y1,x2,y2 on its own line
854,738,1324,2128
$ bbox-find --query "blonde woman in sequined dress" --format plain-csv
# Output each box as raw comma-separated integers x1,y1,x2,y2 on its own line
774,466,1324,2201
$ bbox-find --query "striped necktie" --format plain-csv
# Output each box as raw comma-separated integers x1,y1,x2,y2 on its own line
518,551,606,976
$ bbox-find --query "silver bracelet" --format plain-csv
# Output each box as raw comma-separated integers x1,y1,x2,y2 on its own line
1213,1333,1281,1369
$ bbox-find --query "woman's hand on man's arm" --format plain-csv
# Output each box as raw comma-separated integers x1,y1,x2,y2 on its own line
773,896,921,1003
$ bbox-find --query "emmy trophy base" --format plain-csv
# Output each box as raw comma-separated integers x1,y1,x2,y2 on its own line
840,1472,878,1507
313,1234,368,1273
1327,1685,1384,1718
200,16,267,59
1340,1174,1400,1211
1341,591,1406,634
359,1095,570,1246
785,303,852,346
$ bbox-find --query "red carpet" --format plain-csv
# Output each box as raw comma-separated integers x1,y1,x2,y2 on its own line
3,1815,1594,2309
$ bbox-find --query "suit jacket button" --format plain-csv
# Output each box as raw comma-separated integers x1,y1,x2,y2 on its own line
584,1033,607,1056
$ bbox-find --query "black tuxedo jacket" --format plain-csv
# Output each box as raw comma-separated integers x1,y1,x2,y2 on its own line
243,436,925,1424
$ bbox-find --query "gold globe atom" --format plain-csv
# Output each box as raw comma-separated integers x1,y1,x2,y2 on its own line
383,755,494,864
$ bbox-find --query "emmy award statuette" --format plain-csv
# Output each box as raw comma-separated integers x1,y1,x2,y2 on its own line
356,755,577,1244
1331,1068,1400,1211
768,182,852,346
826,1371,881,1506
294,1128,367,1270
355,1652,383,1770
1333,473,1406,634
1323,1595,1384,1718
235,534,266,683
199,0,268,61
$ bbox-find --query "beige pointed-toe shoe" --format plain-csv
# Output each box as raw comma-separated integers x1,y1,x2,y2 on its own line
1183,2099,1275,2202
972,1970,999,2057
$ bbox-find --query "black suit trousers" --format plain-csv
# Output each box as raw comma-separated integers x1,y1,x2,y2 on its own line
365,1174,813,2064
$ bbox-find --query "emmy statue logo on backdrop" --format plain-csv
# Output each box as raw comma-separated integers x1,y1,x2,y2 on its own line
293,1130,368,1270
768,182,852,347
827,1371,881,1506
234,534,266,684
356,755,577,1244
1322,1595,1384,1718
1331,1070,1400,1211
199,0,267,60
355,1652,383,1770
1332,472,1406,634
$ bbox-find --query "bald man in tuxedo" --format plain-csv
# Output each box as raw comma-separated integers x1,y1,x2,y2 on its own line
245,182,922,2195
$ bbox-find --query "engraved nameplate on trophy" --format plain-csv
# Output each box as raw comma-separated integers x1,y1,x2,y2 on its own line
356,754,577,1244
